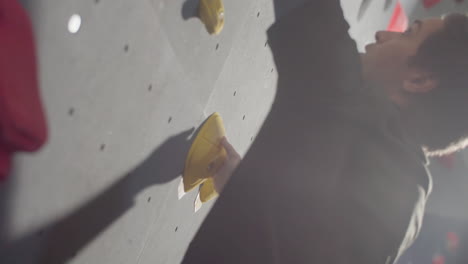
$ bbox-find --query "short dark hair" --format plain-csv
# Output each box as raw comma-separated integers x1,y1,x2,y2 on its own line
405,13,468,156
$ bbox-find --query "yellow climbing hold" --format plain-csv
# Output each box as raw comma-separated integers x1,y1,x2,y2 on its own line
183,113,227,193
199,0,225,35
199,177,218,203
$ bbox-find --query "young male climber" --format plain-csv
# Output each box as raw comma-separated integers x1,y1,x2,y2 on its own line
184,1,468,263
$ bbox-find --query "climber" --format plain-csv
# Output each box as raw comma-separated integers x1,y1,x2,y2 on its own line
183,1,468,263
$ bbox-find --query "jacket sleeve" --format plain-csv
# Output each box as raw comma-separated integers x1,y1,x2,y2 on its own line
267,1,363,98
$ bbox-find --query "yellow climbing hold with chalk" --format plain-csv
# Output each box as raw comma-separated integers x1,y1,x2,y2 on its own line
199,178,218,202
183,113,227,195
199,0,225,35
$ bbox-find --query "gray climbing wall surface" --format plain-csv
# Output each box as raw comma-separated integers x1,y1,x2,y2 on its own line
2,0,468,263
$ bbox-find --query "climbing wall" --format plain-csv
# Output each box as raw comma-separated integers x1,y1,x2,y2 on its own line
0,0,429,263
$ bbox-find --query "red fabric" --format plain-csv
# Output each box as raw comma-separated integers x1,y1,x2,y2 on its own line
423,0,442,9
387,1,408,33
0,146,12,179
0,0,48,181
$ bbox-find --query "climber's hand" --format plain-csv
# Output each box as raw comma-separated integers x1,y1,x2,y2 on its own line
213,137,241,193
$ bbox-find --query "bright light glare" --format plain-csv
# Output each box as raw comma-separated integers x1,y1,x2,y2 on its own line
68,14,81,34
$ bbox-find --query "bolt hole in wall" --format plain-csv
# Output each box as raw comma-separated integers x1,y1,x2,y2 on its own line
175,226,178,232
100,144,106,151
124,44,129,53
257,11,260,17
242,115,246,120
168,117,172,124
68,108,75,116
147,197,151,202
215,43,219,50
148,84,152,92
233,91,236,96
68,14,81,34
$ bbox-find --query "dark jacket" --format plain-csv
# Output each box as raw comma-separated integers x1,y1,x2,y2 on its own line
183,1,431,263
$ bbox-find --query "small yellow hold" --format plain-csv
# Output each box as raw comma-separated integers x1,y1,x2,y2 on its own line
183,113,227,193
199,0,225,35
